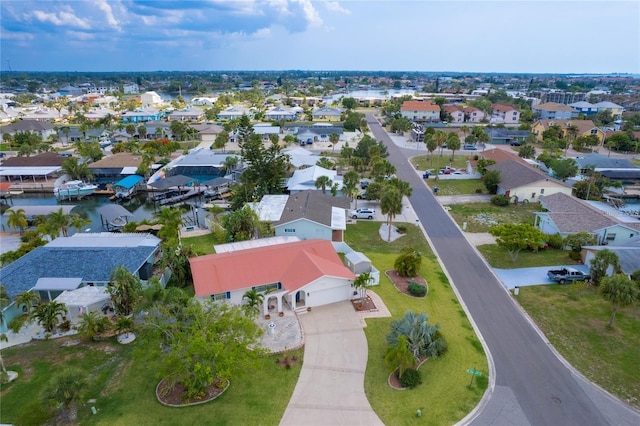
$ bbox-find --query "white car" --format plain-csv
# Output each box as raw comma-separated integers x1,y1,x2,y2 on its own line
351,208,375,220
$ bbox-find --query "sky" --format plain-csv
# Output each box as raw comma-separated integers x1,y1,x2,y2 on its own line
1,1,639,74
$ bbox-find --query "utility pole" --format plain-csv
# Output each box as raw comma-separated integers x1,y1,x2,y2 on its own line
6,59,12,72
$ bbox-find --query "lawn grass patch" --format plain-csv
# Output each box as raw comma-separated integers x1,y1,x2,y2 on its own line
0,334,302,426
477,244,579,269
182,232,220,255
346,222,487,425
447,202,540,232
424,179,486,196
411,154,474,172
517,284,640,409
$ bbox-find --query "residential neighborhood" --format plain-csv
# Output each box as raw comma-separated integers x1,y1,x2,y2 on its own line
1,70,640,426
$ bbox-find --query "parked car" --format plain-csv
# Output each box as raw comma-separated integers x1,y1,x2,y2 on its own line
463,144,477,150
360,180,370,189
351,208,375,220
509,141,522,146
356,191,368,200
547,267,591,284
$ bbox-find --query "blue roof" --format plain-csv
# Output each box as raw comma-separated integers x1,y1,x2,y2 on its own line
114,175,144,189
0,245,157,298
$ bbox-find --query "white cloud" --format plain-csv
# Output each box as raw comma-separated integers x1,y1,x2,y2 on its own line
96,0,120,30
0,29,35,41
293,0,323,28
325,2,351,15
66,30,95,41
31,9,91,29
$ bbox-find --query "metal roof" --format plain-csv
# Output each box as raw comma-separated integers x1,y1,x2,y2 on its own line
114,175,144,189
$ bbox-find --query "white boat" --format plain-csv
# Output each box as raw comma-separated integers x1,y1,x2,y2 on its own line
54,180,98,200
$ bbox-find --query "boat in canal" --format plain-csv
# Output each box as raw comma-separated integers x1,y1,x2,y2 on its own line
53,180,98,201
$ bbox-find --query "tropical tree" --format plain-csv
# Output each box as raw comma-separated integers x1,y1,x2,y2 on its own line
425,134,437,163
76,310,112,341
6,208,28,235
328,132,340,152
242,289,265,317
115,315,134,339
47,207,72,237
371,158,396,181
387,310,447,361
589,249,621,286
0,333,10,380
137,299,264,399
32,301,67,333
222,155,239,175
600,274,639,328
40,367,87,422
61,157,93,181
518,144,536,159
434,130,448,157
221,205,263,242
137,124,148,140
14,290,40,315
316,157,335,170
107,265,142,316
314,175,332,194
214,130,230,152
384,334,415,379
447,132,461,161
394,247,422,277
380,186,403,242
353,272,373,307
550,158,579,181
564,232,597,254
483,170,501,194
489,223,546,262
154,207,183,246
160,244,196,288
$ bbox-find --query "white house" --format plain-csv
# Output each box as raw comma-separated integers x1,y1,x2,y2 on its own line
286,165,343,194
140,91,163,108
190,239,357,316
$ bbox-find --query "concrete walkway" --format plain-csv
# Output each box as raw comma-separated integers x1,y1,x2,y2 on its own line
280,302,383,426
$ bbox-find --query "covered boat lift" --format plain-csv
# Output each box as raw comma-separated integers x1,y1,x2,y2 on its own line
97,204,133,231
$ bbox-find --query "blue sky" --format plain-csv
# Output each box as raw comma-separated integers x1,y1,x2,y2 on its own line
1,1,638,74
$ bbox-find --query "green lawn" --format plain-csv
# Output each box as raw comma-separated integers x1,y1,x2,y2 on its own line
517,284,640,410
346,221,487,425
477,244,580,269
0,143,11,151
447,202,540,232
0,337,303,426
424,179,486,196
182,232,220,255
410,154,474,172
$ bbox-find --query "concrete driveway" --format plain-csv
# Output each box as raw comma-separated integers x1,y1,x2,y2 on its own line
493,265,591,290
280,302,383,426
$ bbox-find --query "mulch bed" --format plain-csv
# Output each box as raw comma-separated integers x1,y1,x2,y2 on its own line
351,295,377,312
385,270,427,297
157,378,228,406
388,356,429,390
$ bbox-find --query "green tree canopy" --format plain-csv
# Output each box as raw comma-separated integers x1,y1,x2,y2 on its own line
600,274,639,328
483,170,501,194
489,223,546,262
550,158,579,180
589,249,621,286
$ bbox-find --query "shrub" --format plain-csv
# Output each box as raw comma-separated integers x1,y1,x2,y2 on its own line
399,368,422,389
491,194,510,206
546,233,564,249
569,251,582,261
475,188,483,194
394,247,422,277
408,282,427,297
396,224,407,234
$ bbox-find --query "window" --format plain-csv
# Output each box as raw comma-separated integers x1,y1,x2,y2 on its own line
253,283,281,293
540,188,545,194
605,233,616,242
211,292,230,301
590,129,597,135
284,228,296,233
531,193,536,199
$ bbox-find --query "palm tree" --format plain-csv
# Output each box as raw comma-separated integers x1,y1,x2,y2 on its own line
154,207,183,246
70,214,91,234
434,130,448,157
566,124,579,154
460,125,469,140
425,134,437,164
353,272,373,307
32,301,67,334
48,207,71,237
600,274,640,328
115,315,134,339
387,310,447,361
6,208,28,235
384,335,415,379
77,311,111,341
242,289,265,317
329,132,340,152
380,187,403,242
0,285,11,326
61,157,93,181
222,155,239,175
14,291,40,315
447,132,461,161
41,367,87,422
315,175,332,194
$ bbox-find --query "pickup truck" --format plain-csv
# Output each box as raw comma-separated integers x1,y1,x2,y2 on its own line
547,267,591,284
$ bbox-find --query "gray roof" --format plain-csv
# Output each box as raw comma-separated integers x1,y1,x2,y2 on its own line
148,174,196,190
539,192,640,233
574,153,638,170
485,128,530,139
583,246,640,275
0,120,54,134
97,204,133,222
487,159,555,189
275,190,350,227
0,235,159,298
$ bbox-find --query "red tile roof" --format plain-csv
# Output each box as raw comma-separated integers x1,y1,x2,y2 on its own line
492,103,517,113
189,239,355,297
443,105,463,113
401,101,440,112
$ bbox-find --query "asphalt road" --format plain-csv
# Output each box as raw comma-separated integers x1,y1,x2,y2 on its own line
365,113,640,426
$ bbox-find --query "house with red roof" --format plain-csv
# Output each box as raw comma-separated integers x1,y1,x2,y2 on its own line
463,106,485,123
400,100,440,123
491,104,520,124
442,105,464,123
189,239,357,316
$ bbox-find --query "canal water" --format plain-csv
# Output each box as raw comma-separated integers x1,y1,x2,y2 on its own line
0,192,210,234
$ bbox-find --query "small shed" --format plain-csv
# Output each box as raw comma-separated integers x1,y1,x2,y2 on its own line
344,251,372,275
54,286,112,323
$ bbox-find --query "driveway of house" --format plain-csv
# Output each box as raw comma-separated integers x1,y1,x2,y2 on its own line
280,302,383,426
493,265,591,289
